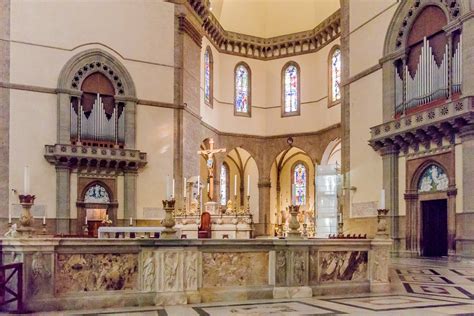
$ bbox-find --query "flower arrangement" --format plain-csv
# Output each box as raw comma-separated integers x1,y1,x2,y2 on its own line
101,214,113,226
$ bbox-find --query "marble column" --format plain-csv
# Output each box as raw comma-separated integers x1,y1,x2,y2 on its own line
460,125,474,212
380,145,399,250
404,191,419,255
124,171,137,221
56,165,71,234
447,186,457,255
57,92,72,144
257,177,271,236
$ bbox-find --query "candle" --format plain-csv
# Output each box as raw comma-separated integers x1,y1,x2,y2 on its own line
43,216,46,225
85,216,88,225
234,175,237,196
130,217,133,225
183,177,187,198
247,175,250,196
8,209,11,224
23,165,30,195
172,178,175,199
380,189,385,209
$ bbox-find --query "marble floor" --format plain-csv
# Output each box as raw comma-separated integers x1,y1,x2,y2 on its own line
34,257,474,316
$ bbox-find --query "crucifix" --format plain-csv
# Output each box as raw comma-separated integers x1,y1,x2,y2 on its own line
197,138,226,201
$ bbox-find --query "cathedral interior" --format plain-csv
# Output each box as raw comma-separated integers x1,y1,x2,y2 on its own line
0,0,473,314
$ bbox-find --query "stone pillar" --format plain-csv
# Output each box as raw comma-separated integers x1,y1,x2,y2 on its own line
380,145,399,250
57,92,72,144
124,171,137,220
124,100,137,149
0,0,10,226
173,6,204,208
460,125,474,212
56,165,71,234
257,177,271,236
447,186,457,255
404,191,419,256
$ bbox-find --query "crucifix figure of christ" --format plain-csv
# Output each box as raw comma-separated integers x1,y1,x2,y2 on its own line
197,138,226,201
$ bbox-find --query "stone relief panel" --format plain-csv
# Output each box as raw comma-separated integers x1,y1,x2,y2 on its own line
291,250,308,286
28,252,52,298
55,253,138,294
163,252,180,292
309,249,318,284
142,251,156,291
319,251,368,283
184,251,198,291
202,252,268,287
275,250,286,286
372,247,389,282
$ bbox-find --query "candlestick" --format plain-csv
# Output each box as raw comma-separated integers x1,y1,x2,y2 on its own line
23,165,30,195
234,175,237,196
247,175,250,196
380,189,386,209
172,178,175,199
184,177,187,198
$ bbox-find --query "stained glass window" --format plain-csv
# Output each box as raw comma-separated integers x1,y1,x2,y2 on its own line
220,163,228,206
293,163,307,206
418,165,448,193
283,63,299,113
235,63,250,114
204,47,212,106
331,48,341,102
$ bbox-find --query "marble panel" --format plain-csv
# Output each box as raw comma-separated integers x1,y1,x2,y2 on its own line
142,251,156,291
309,249,318,284
275,250,286,286
55,253,138,294
202,252,268,288
319,251,367,282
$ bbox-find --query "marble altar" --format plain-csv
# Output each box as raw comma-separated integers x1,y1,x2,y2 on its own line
0,237,391,312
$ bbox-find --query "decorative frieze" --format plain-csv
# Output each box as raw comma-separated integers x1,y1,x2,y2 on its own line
44,144,147,172
370,96,473,155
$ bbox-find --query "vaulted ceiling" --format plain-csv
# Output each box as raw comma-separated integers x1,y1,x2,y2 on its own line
210,0,340,38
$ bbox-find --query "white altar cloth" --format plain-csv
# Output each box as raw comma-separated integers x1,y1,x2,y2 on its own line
98,226,166,238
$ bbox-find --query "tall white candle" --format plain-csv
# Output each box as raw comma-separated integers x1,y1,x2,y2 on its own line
130,217,133,225
24,165,30,195
8,209,11,224
247,175,250,196
172,178,175,199
234,175,237,196
85,216,88,225
183,177,187,198
43,216,46,225
380,189,386,209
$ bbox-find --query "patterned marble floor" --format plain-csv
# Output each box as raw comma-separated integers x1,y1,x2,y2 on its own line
37,257,474,316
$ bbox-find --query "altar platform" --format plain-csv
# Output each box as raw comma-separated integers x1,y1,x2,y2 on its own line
0,237,391,312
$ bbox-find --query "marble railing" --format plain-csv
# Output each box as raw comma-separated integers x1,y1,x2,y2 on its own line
0,238,391,312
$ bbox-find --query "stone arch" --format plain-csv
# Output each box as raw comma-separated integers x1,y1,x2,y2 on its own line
58,48,136,97
383,0,467,56
321,137,341,166
56,49,137,147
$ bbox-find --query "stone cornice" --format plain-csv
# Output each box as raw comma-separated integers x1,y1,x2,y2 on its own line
202,9,341,60
369,96,474,155
178,13,203,47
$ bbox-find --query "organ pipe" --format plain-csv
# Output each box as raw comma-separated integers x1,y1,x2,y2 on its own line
74,93,125,144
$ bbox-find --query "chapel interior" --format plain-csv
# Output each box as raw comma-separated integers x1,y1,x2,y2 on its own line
1,0,474,315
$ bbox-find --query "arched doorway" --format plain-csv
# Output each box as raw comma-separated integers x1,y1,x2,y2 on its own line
405,155,456,257
77,180,117,237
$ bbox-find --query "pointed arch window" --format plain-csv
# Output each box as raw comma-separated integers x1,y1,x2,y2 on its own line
292,162,307,206
329,46,341,105
234,62,251,117
282,62,300,117
220,162,230,206
204,46,213,107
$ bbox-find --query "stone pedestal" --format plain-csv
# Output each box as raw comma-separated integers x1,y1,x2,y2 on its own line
161,199,177,239
16,194,36,238
287,205,302,239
